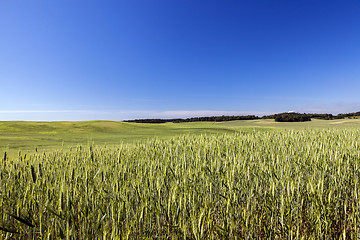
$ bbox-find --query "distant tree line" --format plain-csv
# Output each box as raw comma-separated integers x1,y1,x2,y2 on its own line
262,113,333,121
124,115,259,123
264,113,312,122
263,112,360,121
305,113,334,120
124,111,360,123
335,111,360,119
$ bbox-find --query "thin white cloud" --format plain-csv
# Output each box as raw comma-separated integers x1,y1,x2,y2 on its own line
7,105,360,121
153,110,273,118
0,109,275,121
294,101,360,114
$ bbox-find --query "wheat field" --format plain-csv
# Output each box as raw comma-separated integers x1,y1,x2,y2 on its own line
1,129,360,239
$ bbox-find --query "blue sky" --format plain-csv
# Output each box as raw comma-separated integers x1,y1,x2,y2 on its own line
1,0,360,120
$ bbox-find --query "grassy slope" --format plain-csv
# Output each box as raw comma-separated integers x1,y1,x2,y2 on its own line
1,118,360,155
216,118,360,129
0,121,239,154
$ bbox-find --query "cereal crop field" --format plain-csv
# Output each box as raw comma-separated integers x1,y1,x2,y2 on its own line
1,125,360,239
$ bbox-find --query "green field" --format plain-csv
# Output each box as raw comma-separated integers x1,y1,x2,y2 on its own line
1,119,360,238
217,118,360,129
1,118,360,154
0,121,231,154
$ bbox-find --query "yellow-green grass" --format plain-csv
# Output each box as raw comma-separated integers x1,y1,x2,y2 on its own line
216,118,360,129
1,129,360,238
1,119,360,238
0,121,243,156
1,118,360,157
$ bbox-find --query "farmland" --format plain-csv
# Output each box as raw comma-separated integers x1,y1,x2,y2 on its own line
1,118,360,154
1,119,360,238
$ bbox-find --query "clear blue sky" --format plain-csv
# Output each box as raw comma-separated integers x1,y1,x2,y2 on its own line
1,0,360,120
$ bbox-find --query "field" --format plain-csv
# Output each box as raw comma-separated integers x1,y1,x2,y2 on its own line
218,118,360,129
0,121,234,157
1,118,360,155
1,119,360,238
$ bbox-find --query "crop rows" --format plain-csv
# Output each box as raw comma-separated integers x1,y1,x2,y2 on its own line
1,129,360,239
